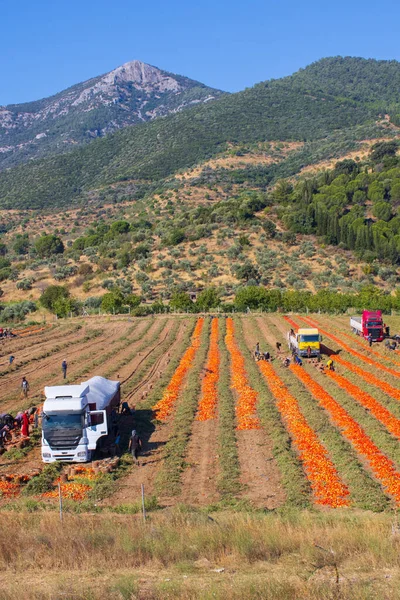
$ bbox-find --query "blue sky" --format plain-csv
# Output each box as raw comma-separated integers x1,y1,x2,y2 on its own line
2,0,400,105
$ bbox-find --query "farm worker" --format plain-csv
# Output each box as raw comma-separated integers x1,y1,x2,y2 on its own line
263,351,270,361
294,354,303,366
14,412,23,428
9,355,15,367
111,408,118,436
307,346,312,358
61,359,67,379
129,430,142,465
21,377,30,398
110,434,121,457
33,409,39,429
367,334,373,347
283,356,290,367
255,342,260,358
276,341,282,353
21,411,29,437
326,359,335,371
121,401,131,415
0,425,10,447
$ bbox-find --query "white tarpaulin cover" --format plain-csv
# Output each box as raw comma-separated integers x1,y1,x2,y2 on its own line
80,376,120,410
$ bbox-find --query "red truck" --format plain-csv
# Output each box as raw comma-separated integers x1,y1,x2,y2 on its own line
350,310,385,342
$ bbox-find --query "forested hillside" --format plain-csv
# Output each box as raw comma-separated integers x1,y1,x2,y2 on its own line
283,141,400,263
1,57,400,210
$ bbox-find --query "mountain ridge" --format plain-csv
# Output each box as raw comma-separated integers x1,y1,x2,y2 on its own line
0,59,224,170
1,56,400,210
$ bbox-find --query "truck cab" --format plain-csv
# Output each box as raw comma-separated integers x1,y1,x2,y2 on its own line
288,327,321,358
350,310,384,342
41,377,120,463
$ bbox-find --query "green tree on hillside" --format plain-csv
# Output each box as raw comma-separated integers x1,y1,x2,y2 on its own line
35,234,64,258
196,287,221,311
40,285,70,312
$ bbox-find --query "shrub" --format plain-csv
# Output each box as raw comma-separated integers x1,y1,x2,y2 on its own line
101,290,124,313
34,234,64,258
169,291,194,311
16,279,33,291
125,294,141,308
196,287,221,311
40,285,69,312
78,263,93,276
0,268,11,281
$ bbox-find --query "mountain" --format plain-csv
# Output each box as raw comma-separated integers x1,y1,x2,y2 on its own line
1,56,400,210
0,60,224,170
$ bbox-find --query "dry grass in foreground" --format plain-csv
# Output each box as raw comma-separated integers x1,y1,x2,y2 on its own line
1,507,400,599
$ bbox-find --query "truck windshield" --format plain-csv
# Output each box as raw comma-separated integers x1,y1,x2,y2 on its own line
367,321,382,327
43,413,83,431
300,335,319,343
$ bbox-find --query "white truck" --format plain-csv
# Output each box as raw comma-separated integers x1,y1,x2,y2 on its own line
41,376,120,463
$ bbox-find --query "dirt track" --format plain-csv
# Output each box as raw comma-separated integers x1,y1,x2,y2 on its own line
179,420,220,506
103,320,189,505
239,318,286,508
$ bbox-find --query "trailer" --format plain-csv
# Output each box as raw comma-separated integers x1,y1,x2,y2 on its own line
41,376,120,463
350,310,384,342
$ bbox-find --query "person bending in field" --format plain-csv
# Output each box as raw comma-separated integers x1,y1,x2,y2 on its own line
326,358,335,372
129,430,142,466
276,341,282,354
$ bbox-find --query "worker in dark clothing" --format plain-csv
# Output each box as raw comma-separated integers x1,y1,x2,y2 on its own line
276,342,282,354
255,342,260,359
9,355,15,368
129,430,142,465
385,325,390,337
111,408,118,436
307,346,312,358
121,401,131,415
294,354,303,366
62,359,67,379
367,334,373,348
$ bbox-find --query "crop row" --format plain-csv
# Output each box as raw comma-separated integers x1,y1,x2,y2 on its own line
326,370,400,440
291,364,400,504
197,318,219,421
153,318,204,421
225,318,260,430
256,358,350,507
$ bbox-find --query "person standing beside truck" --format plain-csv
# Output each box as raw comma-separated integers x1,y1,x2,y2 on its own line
129,429,142,465
367,333,373,347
